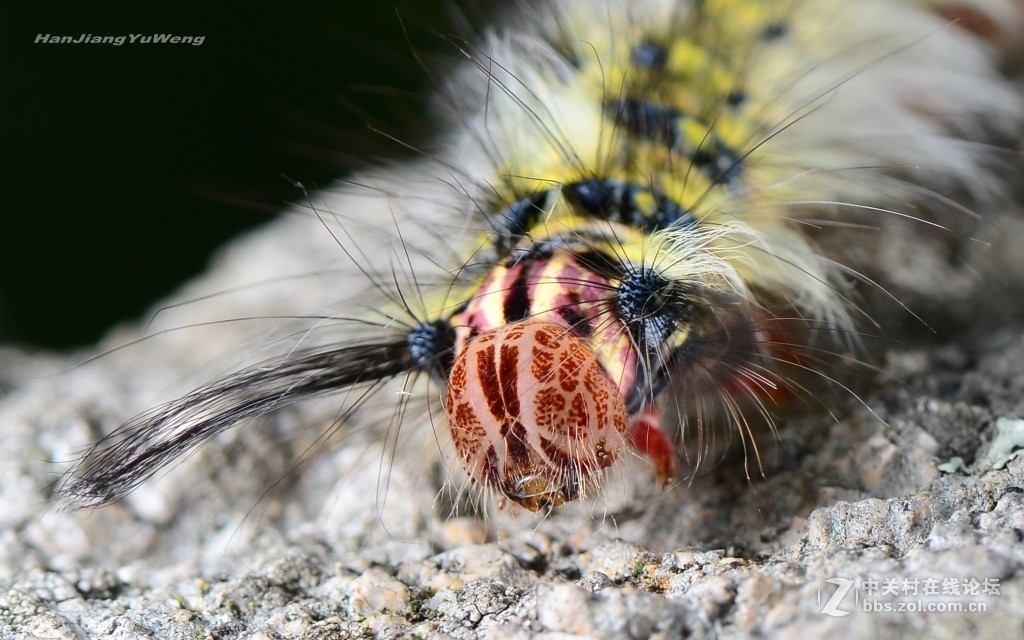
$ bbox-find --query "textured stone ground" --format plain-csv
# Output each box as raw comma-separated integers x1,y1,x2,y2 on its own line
2,186,1024,638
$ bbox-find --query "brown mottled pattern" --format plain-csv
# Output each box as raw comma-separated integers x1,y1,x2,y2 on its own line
533,387,566,431
531,345,556,382
444,319,629,511
540,436,571,467
448,355,467,391
504,323,528,341
482,446,501,488
498,343,521,417
566,391,589,440
585,366,610,431
504,420,532,467
557,344,586,393
445,357,482,461
533,324,554,348
474,343,503,421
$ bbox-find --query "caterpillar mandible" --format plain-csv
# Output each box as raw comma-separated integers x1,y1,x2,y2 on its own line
58,0,1023,516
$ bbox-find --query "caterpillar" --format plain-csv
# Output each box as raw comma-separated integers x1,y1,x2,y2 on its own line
58,0,1022,519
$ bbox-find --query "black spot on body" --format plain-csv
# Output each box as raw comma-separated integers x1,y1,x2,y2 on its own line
496,191,552,252
613,98,677,146
615,269,693,351
491,180,694,243
610,98,744,185
692,142,744,184
761,22,788,40
568,179,612,215
406,320,456,379
632,40,668,70
725,89,747,107
566,179,694,230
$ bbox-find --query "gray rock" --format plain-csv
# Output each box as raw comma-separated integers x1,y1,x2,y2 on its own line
3,181,1024,638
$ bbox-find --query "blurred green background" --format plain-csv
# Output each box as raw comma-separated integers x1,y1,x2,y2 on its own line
5,2,496,350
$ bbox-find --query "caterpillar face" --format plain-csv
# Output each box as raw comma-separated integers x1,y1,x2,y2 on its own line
439,229,731,508
445,320,628,511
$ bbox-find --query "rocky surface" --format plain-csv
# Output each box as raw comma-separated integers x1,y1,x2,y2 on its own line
2,188,1024,638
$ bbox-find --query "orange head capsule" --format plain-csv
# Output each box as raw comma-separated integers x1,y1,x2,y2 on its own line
444,320,628,511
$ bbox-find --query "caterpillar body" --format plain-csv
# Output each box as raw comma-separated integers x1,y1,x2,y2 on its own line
59,0,1022,517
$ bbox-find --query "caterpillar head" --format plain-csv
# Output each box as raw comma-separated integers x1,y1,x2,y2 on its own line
444,319,629,511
